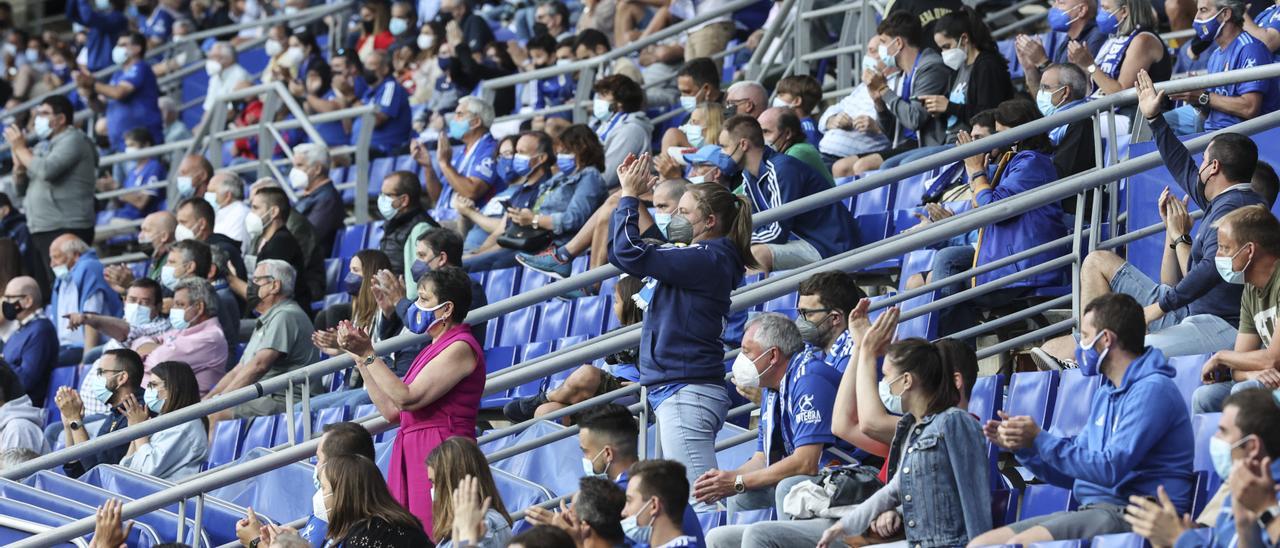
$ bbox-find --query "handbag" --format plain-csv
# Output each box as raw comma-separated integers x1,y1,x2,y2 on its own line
496,224,555,252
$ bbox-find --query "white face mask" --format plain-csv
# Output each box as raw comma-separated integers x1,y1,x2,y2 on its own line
878,372,907,414
417,34,434,50
582,447,608,478
731,348,776,389
312,488,329,522
264,39,283,57
288,166,310,190
771,96,793,109
941,46,966,71
245,210,266,237
33,115,52,139
205,59,222,76
111,45,129,65
123,302,152,326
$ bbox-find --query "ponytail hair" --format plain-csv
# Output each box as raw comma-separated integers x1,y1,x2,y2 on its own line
686,183,760,270
885,338,960,416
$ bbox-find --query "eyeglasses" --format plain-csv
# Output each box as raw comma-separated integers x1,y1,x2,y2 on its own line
98,369,124,376
251,276,277,284
796,307,833,319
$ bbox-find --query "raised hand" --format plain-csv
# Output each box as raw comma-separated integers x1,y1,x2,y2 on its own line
1135,70,1166,121
91,499,134,548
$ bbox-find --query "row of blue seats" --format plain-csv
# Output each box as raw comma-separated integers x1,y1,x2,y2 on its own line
206,404,399,469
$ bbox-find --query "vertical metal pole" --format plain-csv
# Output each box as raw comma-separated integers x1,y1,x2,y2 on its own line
286,378,297,446
1106,105,1122,239
354,111,375,224
302,376,313,441
192,494,205,548
1088,112,1104,252
176,498,187,543
639,386,650,459
207,100,229,170
793,0,813,76
572,66,597,124
257,92,282,182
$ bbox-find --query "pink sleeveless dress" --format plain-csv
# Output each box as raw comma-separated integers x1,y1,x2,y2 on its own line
385,323,486,538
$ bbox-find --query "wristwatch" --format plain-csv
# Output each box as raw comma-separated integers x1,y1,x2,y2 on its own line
68,420,82,431
968,171,988,181
1198,91,1212,107
1086,64,1098,76
1169,234,1192,249
1259,505,1280,529
733,475,746,494
1035,61,1050,72
361,354,377,367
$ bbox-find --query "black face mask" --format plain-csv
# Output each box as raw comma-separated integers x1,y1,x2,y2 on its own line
245,279,263,312
363,69,380,86
1,301,20,321
362,19,374,33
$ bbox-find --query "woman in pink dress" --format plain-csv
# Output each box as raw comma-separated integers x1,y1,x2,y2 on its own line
336,265,486,541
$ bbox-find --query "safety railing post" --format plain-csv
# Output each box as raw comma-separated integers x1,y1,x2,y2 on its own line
639,386,649,459
206,99,230,171
257,92,283,182
176,498,187,544
573,66,597,124
793,0,814,76
285,378,297,446
193,494,205,548
302,376,313,441
354,111,376,224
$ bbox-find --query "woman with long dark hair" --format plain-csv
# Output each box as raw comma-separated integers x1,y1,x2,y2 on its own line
120,361,208,480
609,152,758,489
321,454,432,547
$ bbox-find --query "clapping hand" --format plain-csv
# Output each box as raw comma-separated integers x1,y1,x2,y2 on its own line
859,304,898,357
617,153,652,198
452,475,493,544
336,320,375,361
654,152,682,180
1066,40,1093,70
955,130,988,175
120,393,149,426
996,412,1041,449
91,499,134,548
847,297,872,345
1162,192,1192,239
920,95,949,115
55,386,85,423
370,269,407,315
1124,485,1192,548
1014,34,1048,70
2,124,24,148
312,328,341,356
235,506,262,546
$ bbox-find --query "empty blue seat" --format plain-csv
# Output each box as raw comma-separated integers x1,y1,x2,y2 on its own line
967,374,1005,424
1004,370,1059,431
571,255,590,275
0,492,160,547
26,470,202,546
393,154,417,173
570,295,610,337
991,488,1020,528
761,291,798,317
44,366,78,424
492,468,553,534
522,341,556,362
208,448,316,524
482,420,584,496
314,406,349,432
366,157,396,197
484,346,519,375
1018,484,1075,520
896,291,936,341
332,224,368,261
852,183,893,246
1193,413,1222,474
891,173,929,211
1049,368,1100,438
240,414,279,456
367,220,385,249
485,267,522,303
599,276,618,303
498,307,541,347
324,258,344,295
1170,354,1211,414
206,418,243,468
352,403,378,420
1028,541,1084,548
898,249,937,291
1091,533,1147,548
272,412,313,446
329,166,347,184
535,300,573,342
519,268,554,294
84,465,241,546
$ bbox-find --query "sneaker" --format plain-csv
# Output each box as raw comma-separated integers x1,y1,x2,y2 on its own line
1028,348,1073,371
502,392,548,423
517,248,572,280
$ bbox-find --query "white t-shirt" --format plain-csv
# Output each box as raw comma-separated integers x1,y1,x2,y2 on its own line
204,64,252,111
214,200,251,245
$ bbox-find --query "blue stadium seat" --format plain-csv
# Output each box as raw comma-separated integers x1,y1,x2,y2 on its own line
322,292,351,308
519,268,554,294
599,276,618,303
26,470,205,546
240,415,279,456
569,295,610,338
329,166,347,185
1049,369,1100,438
209,448,315,524
332,224,368,261
206,418,243,468
0,492,162,547
492,468,553,535
324,258,344,295
534,300,573,342
1192,470,1215,518
1004,370,1060,431
898,249,937,291
1091,533,1147,548
967,374,1006,424
352,403,378,420
991,488,1020,527
367,220,385,249
393,154,417,173
896,291,936,340
498,306,541,347
761,290,798,317
522,341,556,362
83,466,241,546
0,478,154,546
1170,354,1212,415
271,412,313,446
1193,412,1222,475
571,255,590,275
44,366,78,424
852,183,893,246
1028,542,1085,548
1018,484,1075,520
314,406,349,433
366,157,396,197
485,267,522,303
484,346,520,375
482,420,583,497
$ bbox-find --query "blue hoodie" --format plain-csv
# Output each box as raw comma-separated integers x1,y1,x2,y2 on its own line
1014,347,1196,510
740,148,859,259
609,196,744,387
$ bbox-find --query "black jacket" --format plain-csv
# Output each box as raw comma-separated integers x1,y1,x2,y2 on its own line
944,50,1015,135
380,208,439,276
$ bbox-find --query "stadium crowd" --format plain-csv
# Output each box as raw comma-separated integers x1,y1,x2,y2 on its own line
0,0,1276,545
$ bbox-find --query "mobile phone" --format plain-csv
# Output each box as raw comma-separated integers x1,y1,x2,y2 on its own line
498,198,513,210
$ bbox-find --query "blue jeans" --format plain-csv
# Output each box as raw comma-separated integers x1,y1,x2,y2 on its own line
1110,263,1237,357
654,383,731,492
463,248,519,272
1192,379,1266,413
295,388,372,413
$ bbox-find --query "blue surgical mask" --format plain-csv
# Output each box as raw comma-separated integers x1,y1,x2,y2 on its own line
556,153,577,174
1209,434,1255,480
1215,244,1250,285
204,191,221,212
52,264,70,280
447,117,471,140
377,193,399,219
710,147,742,178
1036,87,1065,117
679,95,698,111
1047,6,1077,32
143,387,164,413
878,372,906,414
344,273,363,296
169,307,190,330
160,265,180,290
1095,8,1120,35
1074,331,1109,377
123,302,151,326
389,17,409,36
581,447,608,478
592,98,612,121
621,499,654,545
177,175,195,198
511,153,535,178
406,301,449,334
85,373,114,404
681,124,705,148
411,259,431,283
654,212,673,238
496,156,515,182
1193,8,1224,41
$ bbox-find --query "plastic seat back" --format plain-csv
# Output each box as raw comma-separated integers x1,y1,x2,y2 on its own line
1170,354,1212,414
898,249,937,292
208,448,315,524
366,158,396,197
1018,484,1075,520
206,418,244,468
570,295,610,338
967,374,1006,423
332,224,368,261
1004,370,1060,431
272,412,313,446
484,346,519,375
498,306,541,347
761,291,798,318
1049,369,1100,438
1091,533,1147,548
493,468,553,535
26,470,199,545
0,494,159,547
1193,413,1223,474
366,220,385,250
352,403,379,420
482,420,583,497
85,465,240,546
852,183,893,246
314,406,350,432
896,291,936,341
485,267,522,303
535,300,573,342
240,414,279,456
324,258,344,295
44,366,78,423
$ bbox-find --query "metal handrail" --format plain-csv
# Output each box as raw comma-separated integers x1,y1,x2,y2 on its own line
9,62,1280,484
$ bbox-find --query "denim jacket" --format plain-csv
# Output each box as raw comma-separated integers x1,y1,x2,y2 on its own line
534,166,607,242
840,407,991,548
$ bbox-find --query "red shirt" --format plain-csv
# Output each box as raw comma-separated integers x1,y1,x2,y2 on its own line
357,31,395,52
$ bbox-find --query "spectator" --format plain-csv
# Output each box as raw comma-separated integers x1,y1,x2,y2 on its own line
1246,0,1280,52
55,348,145,478
838,13,952,177
718,115,859,274
119,360,208,480
176,197,246,290
101,211,173,296
696,313,844,523
1070,0,1170,103
354,49,413,157
206,170,250,245
312,251,404,395
1015,0,1108,91
262,24,301,84
725,80,769,120
202,41,251,114
467,125,608,272
797,270,866,372
5,95,97,296
772,75,824,145
159,96,190,145
228,187,313,307
0,361,48,454
1253,160,1279,207
333,266,486,535
371,228,487,352
622,460,699,548
51,234,122,361
426,437,514,546
0,448,38,472
591,74,652,188
1169,0,1276,131
456,132,555,257
1034,72,1268,365
663,101,723,163
885,0,960,40
248,180,325,305
67,278,170,416
1041,63,1097,186
758,107,833,184
138,277,227,396
66,0,126,72
1191,206,1280,411
500,276,647,422
813,319,990,548
507,526,576,548
301,59,355,147
353,1,395,59
0,193,40,283
378,171,441,281
97,129,166,221
875,7,1014,173
320,454,432,546
661,58,724,152
536,1,573,40
289,144,342,254
389,1,418,47
174,154,214,205
75,31,163,152
542,477,630,546
610,171,757,488
281,422,379,546
972,293,1196,546
1130,387,1280,548
418,96,503,222
442,31,518,116
207,260,319,420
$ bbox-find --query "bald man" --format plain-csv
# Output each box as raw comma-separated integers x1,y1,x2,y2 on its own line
758,107,834,184
726,81,768,119
173,154,214,203
2,276,59,405
49,234,122,362
104,212,177,295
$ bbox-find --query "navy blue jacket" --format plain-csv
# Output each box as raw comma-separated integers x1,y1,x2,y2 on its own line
740,148,859,258
609,197,744,387
2,316,58,407
67,0,127,72
1150,115,1266,326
